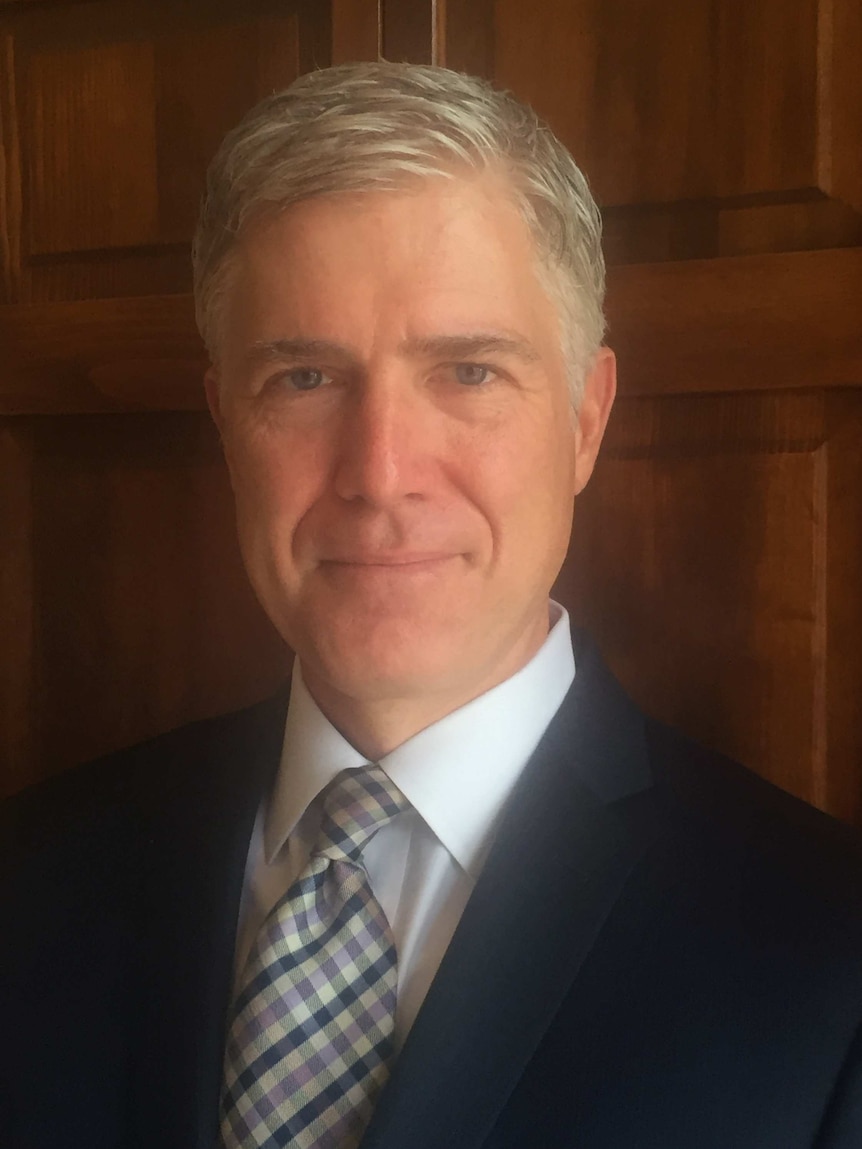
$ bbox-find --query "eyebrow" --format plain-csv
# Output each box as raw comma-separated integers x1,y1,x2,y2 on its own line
399,333,542,363
245,332,542,366
246,338,355,365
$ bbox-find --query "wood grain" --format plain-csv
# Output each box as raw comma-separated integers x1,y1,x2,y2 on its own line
255,12,301,97
0,423,35,794
820,0,862,212
0,32,22,303
557,388,862,823
153,13,301,244
155,23,257,244
25,39,159,255
296,0,332,74
4,0,323,305
1,412,287,793
606,248,862,396
331,0,380,64
0,295,206,413
382,0,436,64
482,0,862,267
442,0,494,76
602,194,862,266
493,0,822,207
717,196,862,259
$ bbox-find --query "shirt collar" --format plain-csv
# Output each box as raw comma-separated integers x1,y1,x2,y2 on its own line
264,602,575,876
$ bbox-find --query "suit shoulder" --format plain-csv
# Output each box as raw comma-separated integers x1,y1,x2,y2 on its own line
0,690,288,868
644,716,862,908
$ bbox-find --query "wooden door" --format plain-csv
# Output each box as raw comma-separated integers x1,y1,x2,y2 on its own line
433,0,862,822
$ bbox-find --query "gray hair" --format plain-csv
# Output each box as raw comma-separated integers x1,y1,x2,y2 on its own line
193,61,606,404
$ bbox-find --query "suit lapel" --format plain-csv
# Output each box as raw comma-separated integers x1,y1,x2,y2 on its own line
128,693,287,1149
362,636,659,1149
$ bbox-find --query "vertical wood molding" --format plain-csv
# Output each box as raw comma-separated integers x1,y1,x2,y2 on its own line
816,0,834,194
431,0,442,64
810,441,829,810
0,32,22,303
0,423,35,792
829,0,862,212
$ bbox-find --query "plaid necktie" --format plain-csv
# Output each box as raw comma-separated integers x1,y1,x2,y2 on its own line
219,765,409,1149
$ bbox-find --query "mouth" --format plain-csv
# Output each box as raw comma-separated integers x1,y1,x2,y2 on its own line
320,552,457,572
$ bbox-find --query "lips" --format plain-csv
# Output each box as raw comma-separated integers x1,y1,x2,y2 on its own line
322,552,454,567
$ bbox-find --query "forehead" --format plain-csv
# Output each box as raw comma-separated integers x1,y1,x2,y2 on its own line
219,173,563,357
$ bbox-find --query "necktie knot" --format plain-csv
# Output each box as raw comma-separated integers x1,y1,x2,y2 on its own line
315,764,409,863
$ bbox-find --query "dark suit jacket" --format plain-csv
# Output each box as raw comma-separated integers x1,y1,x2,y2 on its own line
3,634,862,1148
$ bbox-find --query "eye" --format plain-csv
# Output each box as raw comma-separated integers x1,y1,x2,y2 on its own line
279,367,330,391
453,363,495,387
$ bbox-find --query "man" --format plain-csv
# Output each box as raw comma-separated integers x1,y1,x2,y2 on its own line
3,61,862,1149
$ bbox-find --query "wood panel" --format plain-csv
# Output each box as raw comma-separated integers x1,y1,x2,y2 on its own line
0,413,287,798
493,0,819,203
26,39,159,255
445,0,862,265
154,16,299,244
382,0,440,64
556,389,862,824
605,248,862,396
0,32,22,301
0,295,205,414
331,0,381,64
0,0,333,307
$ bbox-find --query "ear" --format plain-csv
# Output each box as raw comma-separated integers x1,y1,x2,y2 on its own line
573,346,617,495
204,366,225,436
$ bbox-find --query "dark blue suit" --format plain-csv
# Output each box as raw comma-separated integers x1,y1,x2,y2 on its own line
3,634,862,1147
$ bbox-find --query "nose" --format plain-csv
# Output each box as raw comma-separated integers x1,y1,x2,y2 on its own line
332,373,430,508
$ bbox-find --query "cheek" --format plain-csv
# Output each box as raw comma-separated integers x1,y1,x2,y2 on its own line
224,426,324,535
470,418,576,536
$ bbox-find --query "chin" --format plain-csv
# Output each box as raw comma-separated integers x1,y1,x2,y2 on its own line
299,614,474,705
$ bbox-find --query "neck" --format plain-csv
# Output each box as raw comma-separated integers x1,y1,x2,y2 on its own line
299,686,471,761
300,617,551,760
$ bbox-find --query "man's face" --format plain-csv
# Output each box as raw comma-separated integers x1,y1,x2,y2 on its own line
207,172,614,722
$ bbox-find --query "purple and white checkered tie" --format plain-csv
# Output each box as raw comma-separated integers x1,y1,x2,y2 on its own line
219,765,409,1149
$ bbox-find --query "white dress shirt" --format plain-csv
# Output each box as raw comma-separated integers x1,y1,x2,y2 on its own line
235,602,575,1050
